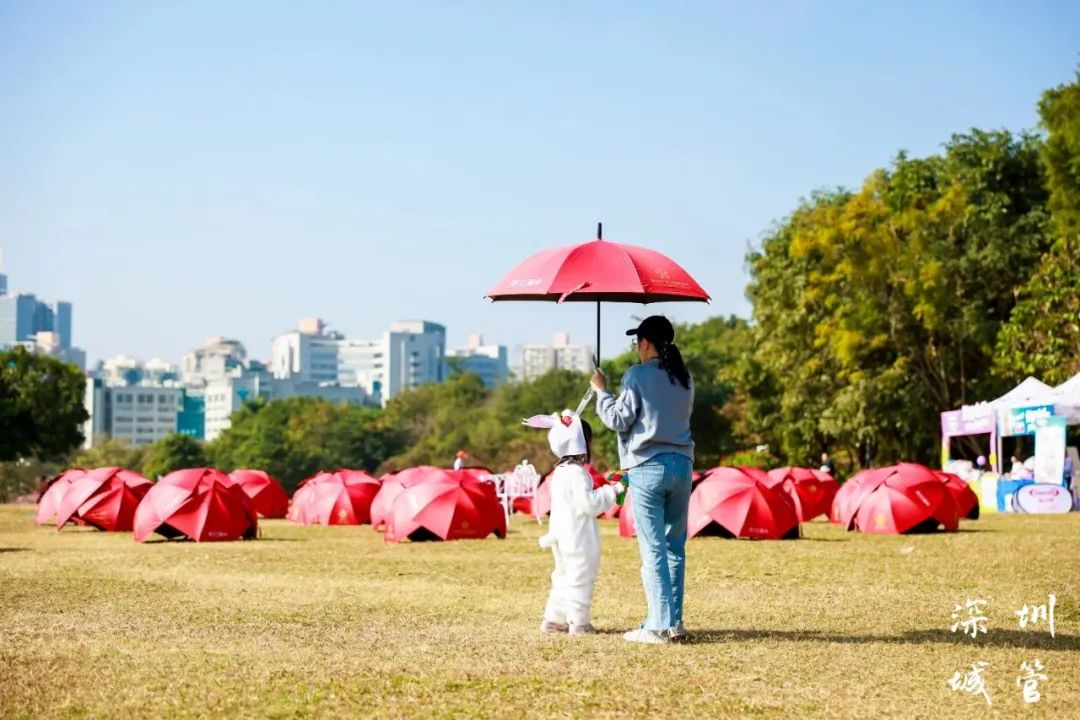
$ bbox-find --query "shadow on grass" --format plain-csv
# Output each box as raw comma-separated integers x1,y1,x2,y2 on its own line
139,538,300,544
687,627,1078,650
0,547,29,553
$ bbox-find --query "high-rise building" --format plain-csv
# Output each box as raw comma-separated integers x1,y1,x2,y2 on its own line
0,249,83,368
82,382,181,449
520,333,594,381
448,334,509,388
271,319,446,404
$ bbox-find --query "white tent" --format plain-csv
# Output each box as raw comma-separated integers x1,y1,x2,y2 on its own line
1051,371,1080,424
989,376,1056,409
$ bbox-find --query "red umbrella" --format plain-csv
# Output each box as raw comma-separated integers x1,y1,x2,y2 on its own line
831,469,877,527
35,468,88,526
485,224,709,358
288,469,380,526
688,467,799,540
765,467,839,522
384,472,506,542
55,467,152,532
370,465,447,530
847,464,960,534
229,469,289,519
133,468,258,542
934,470,980,520
517,463,606,517
616,470,705,534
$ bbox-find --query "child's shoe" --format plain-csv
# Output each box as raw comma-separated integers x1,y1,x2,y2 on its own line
539,619,569,634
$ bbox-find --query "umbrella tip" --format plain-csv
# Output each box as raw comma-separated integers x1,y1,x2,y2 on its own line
597,222,602,240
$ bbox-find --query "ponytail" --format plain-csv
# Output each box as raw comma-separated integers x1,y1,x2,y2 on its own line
657,341,692,390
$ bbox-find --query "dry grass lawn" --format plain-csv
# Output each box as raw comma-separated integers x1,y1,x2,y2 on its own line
1,504,1078,719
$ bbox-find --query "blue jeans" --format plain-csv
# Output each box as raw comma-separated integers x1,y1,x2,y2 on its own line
628,452,692,631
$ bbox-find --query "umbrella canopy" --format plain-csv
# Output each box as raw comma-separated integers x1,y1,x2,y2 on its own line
35,468,88,525
688,467,800,539
934,470,980,520
133,468,258,542
287,469,380,526
485,225,709,358
830,469,872,526
229,469,289,519
515,463,606,517
384,472,506,542
370,465,449,530
846,464,960,534
765,467,839,522
56,467,152,532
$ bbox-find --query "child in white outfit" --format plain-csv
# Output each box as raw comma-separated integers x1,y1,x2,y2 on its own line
525,412,624,635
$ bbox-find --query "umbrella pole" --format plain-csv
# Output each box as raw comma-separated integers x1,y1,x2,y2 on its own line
596,300,601,364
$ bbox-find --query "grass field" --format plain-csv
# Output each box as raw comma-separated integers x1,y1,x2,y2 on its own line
1,504,1078,719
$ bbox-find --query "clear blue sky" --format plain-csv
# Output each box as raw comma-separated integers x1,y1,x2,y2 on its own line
1,1,1077,366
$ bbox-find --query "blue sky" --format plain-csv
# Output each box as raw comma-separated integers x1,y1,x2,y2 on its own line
1,1,1077,365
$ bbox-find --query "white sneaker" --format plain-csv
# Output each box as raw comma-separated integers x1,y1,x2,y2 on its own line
539,619,569,634
623,628,670,644
665,622,688,642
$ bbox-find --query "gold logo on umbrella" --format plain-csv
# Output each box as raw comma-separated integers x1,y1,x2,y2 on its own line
874,513,886,528
807,484,817,493
460,520,471,530
338,508,348,520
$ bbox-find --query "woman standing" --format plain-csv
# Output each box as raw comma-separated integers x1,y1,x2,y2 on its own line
592,315,694,644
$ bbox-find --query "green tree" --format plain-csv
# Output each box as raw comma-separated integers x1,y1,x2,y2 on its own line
996,71,1080,383
746,130,1051,468
142,433,208,480
207,397,405,492
0,347,88,462
72,438,147,474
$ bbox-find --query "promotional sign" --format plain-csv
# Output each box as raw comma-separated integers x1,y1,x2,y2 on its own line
999,405,1054,437
1033,416,1067,485
940,405,996,436
1011,483,1073,514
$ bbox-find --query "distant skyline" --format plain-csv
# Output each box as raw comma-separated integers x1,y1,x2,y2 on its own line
2,2,1077,365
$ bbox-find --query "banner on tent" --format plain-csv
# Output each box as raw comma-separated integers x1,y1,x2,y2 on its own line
1000,405,1054,437
941,405,996,436
1033,416,1067,485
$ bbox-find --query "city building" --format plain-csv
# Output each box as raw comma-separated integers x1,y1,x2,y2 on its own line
97,355,179,387
181,336,247,387
0,248,84,369
520,332,594,381
271,318,446,404
448,334,509,388
82,379,181,448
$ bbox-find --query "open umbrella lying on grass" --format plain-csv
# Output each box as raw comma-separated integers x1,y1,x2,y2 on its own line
688,467,800,539
934,470,980,520
56,467,151,532
765,467,838,522
288,469,380,526
229,470,289,519
841,463,960,534
134,468,258,542
372,466,452,531
384,471,506,542
35,468,87,526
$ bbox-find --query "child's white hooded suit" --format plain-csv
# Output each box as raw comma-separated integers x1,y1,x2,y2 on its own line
527,412,618,628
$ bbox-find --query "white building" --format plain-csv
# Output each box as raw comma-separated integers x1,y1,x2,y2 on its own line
83,380,181,448
271,318,446,404
98,355,179,387
181,336,247,387
203,368,370,441
448,334,508,388
521,332,594,381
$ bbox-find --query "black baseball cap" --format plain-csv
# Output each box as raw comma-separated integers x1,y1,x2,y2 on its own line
625,315,675,344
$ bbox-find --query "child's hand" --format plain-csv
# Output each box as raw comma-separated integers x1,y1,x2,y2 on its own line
609,480,626,495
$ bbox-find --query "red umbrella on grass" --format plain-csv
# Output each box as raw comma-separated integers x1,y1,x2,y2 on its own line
56,467,151,532
765,467,838,522
133,468,257,542
841,464,961,534
370,465,449,530
688,467,800,539
229,469,289,519
35,468,87,526
384,472,505,542
934,470,980,520
288,469,380,526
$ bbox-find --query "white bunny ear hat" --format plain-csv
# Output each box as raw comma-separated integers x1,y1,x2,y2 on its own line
522,410,587,458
